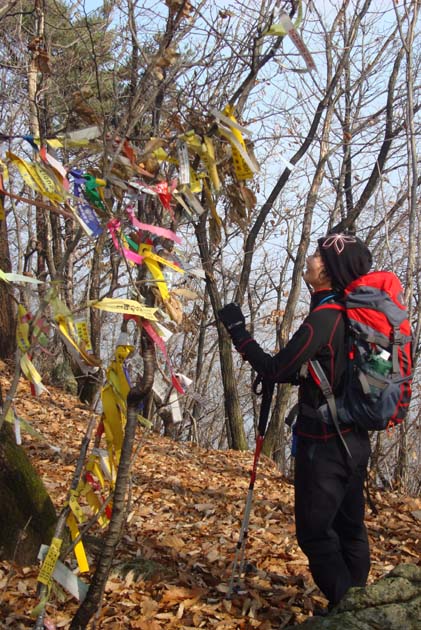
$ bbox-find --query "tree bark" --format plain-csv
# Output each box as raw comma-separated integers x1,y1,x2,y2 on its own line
74,231,108,405
262,383,292,463
194,215,247,450
0,423,57,564
0,215,16,359
70,332,156,629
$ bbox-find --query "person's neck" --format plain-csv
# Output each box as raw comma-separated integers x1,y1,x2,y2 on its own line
311,284,333,293
310,288,337,309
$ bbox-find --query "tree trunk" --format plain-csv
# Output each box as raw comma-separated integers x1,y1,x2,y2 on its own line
262,383,291,466
70,332,156,629
0,423,57,564
194,215,247,450
0,215,16,359
74,231,108,406
218,334,248,450
394,428,408,490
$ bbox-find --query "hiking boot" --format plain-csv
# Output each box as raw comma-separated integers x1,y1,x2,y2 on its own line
312,601,334,617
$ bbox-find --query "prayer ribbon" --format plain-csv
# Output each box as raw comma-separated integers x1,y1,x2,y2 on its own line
70,170,103,236
0,269,43,284
16,304,31,353
142,319,184,394
20,353,48,395
66,512,90,573
126,205,181,244
101,343,134,476
39,145,69,190
55,314,101,371
107,218,144,265
7,151,67,203
37,537,63,586
90,296,158,321
216,106,259,181
263,3,315,72
0,173,73,218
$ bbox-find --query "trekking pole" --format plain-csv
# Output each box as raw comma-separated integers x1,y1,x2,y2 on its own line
226,379,274,598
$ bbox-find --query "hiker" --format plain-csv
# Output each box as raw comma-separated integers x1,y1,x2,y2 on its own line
218,232,373,612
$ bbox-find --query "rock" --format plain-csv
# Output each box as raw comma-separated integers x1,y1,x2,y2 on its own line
284,564,421,629
50,361,78,395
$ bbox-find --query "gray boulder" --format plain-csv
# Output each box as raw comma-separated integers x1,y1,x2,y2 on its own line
285,564,421,629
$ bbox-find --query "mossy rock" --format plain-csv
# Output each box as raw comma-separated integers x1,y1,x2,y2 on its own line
285,564,421,629
50,361,78,395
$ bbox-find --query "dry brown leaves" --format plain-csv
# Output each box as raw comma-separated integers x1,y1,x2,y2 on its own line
0,360,420,629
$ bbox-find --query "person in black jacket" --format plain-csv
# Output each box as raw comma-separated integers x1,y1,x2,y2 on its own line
218,232,373,612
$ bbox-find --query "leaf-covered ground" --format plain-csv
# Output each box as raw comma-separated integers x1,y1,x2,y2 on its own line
1,364,420,629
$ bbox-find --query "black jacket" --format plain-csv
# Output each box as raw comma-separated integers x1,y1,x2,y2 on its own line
229,290,348,438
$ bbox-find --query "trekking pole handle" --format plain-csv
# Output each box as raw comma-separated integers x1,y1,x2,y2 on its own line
257,380,274,436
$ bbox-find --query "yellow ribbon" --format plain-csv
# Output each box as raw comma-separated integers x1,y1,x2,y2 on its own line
46,138,63,150
81,482,109,528
179,131,221,191
101,344,134,473
0,269,43,284
203,179,222,227
189,168,202,194
90,297,158,320
37,537,62,586
86,454,103,488
6,152,43,195
66,512,90,573
202,136,221,191
48,294,100,368
20,353,48,395
215,105,259,181
32,162,67,202
68,489,85,523
55,314,101,368
16,304,31,353
75,319,93,353
139,243,185,301
6,152,66,203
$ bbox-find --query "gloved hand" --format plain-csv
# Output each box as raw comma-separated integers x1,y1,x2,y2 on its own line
218,303,246,332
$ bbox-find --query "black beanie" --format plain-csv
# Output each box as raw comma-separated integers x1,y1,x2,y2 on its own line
318,232,372,290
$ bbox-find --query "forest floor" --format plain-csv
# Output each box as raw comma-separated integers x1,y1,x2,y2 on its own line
0,361,420,629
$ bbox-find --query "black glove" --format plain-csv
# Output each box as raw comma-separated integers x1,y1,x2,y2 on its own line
218,303,246,332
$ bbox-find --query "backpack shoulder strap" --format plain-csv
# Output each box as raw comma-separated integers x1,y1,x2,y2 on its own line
307,297,351,456
308,360,352,458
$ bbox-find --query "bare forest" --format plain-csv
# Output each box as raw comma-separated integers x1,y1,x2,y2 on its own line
0,0,420,628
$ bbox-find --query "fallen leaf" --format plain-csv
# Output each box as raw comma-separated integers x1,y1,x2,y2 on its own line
160,534,186,551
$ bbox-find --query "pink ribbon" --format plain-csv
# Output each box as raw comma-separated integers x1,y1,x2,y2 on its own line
126,206,181,244
107,218,144,265
142,320,185,394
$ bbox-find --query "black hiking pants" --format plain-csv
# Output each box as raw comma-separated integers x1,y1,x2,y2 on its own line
294,426,371,605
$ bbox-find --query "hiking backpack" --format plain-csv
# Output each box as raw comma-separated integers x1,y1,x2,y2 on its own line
309,271,413,437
